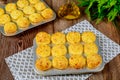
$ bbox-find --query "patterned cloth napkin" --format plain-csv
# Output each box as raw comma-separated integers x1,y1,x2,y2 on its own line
5,20,120,80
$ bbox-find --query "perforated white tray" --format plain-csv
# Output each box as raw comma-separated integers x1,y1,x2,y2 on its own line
0,0,56,36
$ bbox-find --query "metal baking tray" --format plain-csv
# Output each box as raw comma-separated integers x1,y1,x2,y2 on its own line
0,0,56,36
33,33,105,76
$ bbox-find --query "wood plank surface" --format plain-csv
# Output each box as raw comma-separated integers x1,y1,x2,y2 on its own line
0,0,120,80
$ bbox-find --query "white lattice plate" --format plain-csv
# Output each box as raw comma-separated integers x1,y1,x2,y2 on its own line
33,33,105,76
5,20,120,80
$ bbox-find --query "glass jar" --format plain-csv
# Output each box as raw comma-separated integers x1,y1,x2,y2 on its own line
58,0,80,20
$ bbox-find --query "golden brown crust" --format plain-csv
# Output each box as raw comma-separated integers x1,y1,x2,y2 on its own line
36,45,51,57
17,17,30,30
82,31,96,43
52,56,68,69
5,3,17,13
35,58,52,71
41,8,54,19
52,45,67,57
17,0,29,9
69,55,86,69
84,43,98,56
51,32,66,44
34,2,46,12
29,13,43,25
66,32,81,44
0,14,11,25
69,43,83,55
35,32,51,45
4,22,17,35
87,54,102,69
29,0,39,5
0,8,4,16
10,10,24,20
23,6,35,15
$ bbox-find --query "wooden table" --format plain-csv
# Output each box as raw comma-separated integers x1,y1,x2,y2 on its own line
0,0,120,80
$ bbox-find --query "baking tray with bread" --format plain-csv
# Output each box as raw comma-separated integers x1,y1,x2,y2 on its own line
0,0,56,36
33,31,105,76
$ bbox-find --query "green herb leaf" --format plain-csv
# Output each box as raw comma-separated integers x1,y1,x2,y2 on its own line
77,0,120,31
